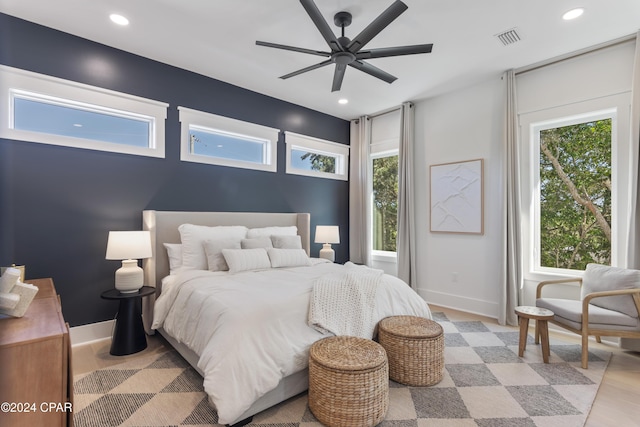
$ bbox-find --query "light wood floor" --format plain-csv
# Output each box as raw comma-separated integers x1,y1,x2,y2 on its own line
72,305,640,426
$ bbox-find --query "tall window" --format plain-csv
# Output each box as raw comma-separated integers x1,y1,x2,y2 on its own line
521,92,631,276
537,117,612,270
372,153,398,251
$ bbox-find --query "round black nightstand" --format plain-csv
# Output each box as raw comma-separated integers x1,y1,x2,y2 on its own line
101,286,156,356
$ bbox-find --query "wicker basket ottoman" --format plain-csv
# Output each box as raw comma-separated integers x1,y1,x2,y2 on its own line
378,315,444,386
308,336,389,427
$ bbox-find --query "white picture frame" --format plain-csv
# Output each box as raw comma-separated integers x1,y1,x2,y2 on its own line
430,158,484,234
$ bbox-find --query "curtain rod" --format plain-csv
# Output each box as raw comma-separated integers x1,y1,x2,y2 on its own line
515,33,636,76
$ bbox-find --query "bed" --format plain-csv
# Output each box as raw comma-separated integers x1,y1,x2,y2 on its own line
141,210,431,425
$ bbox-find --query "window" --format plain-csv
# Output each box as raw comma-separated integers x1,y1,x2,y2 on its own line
521,93,631,276
0,65,168,157
536,115,612,270
179,107,279,172
372,153,398,252
284,131,349,180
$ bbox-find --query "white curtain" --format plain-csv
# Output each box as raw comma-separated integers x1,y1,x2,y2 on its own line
397,102,416,287
501,70,521,326
349,116,372,266
626,31,640,270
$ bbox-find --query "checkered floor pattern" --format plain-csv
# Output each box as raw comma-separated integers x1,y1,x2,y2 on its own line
73,312,610,427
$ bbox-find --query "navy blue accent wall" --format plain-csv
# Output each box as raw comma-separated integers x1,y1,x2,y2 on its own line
0,13,350,327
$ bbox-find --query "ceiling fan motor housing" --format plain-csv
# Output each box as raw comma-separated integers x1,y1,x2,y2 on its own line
332,50,355,65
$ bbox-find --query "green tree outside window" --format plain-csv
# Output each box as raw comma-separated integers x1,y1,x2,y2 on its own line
539,119,611,270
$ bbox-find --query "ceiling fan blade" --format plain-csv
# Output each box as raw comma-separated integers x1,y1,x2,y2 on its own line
331,64,347,92
349,60,397,84
280,59,333,79
299,0,343,52
347,0,408,53
356,43,433,59
256,41,330,57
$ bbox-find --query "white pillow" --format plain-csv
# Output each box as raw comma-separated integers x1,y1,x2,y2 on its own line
203,239,242,271
268,248,311,268
163,243,182,273
581,263,640,317
271,234,302,249
241,237,273,249
246,226,298,239
222,248,271,273
179,224,248,270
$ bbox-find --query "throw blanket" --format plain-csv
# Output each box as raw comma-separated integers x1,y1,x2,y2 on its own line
308,265,383,338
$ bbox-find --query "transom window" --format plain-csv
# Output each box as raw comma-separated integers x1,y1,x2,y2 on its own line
179,107,278,172
12,92,152,148
0,65,168,158
284,131,349,180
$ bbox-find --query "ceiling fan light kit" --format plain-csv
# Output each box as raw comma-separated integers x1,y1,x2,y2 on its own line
256,0,433,92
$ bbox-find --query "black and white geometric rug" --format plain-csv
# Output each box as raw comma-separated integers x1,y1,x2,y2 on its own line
73,312,610,427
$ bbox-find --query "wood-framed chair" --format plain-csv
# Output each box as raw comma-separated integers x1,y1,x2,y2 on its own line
536,263,640,368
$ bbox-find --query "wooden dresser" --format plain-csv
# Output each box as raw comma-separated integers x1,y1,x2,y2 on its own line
0,278,73,427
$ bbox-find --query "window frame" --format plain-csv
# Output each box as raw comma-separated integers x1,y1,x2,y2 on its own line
178,106,279,172
284,131,349,181
0,65,168,158
520,92,630,280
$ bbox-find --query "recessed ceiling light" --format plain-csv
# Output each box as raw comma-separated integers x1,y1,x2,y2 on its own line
338,98,348,105
562,8,584,20
109,14,129,26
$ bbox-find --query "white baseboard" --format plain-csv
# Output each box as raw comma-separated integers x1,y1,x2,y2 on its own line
70,319,114,347
419,288,499,320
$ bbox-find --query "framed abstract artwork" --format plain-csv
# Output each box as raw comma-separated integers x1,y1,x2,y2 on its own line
430,158,484,234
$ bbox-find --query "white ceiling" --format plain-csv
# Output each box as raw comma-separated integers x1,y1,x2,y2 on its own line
1,0,639,120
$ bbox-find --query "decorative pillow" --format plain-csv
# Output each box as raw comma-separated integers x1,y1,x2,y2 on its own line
163,243,182,273
203,239,242,272
222,248,271,273
268,248,311,268
246,226,297,239
241,237,273,249
271,234,302,249
178,224,248,270
581,263,640,318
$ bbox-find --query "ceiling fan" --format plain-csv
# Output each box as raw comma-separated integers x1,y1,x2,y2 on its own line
256,0,433,92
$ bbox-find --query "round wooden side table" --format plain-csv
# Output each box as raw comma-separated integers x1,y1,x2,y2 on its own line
101,286,155,356
514,306,554,363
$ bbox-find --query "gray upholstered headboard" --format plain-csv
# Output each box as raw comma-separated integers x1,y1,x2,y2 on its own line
141,210,311,333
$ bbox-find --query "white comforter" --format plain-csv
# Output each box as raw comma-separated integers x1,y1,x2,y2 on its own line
151,260,431,424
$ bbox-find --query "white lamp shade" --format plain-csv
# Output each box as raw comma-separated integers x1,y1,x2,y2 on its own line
106,231,151,293
314,225,340,244
106,231,152,260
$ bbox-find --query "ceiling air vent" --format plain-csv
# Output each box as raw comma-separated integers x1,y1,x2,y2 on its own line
495,28,521,46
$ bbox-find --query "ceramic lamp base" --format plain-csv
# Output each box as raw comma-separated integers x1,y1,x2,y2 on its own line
115,259,143,293
319,244,335,263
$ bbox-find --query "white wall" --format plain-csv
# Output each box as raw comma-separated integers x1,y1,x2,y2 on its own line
410,39,636,322
413,77,506,319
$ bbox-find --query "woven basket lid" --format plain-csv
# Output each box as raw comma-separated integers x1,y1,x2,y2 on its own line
310,336,386,371
379,315,443,339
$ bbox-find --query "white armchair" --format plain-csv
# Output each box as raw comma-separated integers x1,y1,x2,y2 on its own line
536,263,640,368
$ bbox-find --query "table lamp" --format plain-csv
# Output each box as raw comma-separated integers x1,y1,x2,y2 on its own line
315,225,340,262
106,231,152,293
